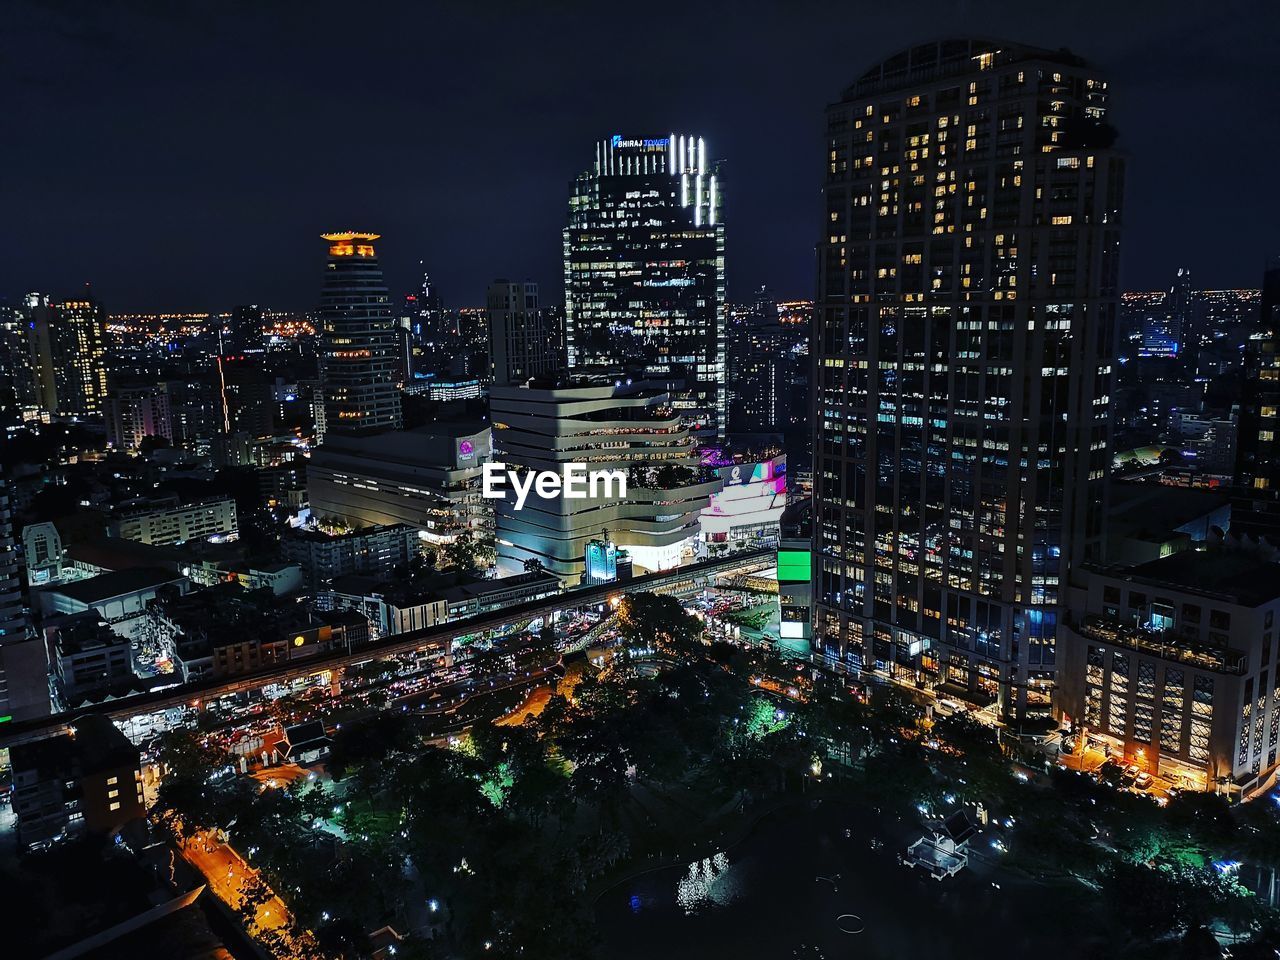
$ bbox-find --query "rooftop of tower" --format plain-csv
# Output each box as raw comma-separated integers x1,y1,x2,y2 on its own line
844,37,1090,100
322,231,379,258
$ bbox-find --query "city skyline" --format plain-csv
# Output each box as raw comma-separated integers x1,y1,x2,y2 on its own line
7,10,1280,960
4,1,1277,310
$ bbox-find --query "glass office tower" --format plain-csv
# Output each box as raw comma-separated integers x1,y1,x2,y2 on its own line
563,134,726,441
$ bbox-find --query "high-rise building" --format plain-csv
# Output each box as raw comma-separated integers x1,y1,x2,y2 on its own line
412,266,446,349
0,303,39,427
490,376,721,583
162,376,222,452
104,386,174,451
726,292,812,448
813,39,1124,720
1235,260,1280,491
317,232,403,438
1168,267,1194,353
563,135,726,440
217,355,275,438
488,280,557,386
0,478,50,723
227,304,264,353
25,289,108,417
0,479,27,644
1140,268,1192,359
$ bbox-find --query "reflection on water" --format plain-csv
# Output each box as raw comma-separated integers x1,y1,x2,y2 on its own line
598,799,1097,960
674,852,735,914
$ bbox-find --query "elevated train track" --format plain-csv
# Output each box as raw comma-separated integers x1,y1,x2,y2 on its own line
0,549,775,748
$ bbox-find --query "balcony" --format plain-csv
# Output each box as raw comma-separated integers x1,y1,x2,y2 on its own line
1075,614,1247,675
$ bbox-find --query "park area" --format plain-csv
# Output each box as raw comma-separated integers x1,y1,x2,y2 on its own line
149,593,1280,959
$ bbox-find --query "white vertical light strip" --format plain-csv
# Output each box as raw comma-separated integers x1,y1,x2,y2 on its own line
688,137,695,172
698,136,706,172
681,173,689,207
695,174,703,226
668,133,676,174
709,175,718,225
596,140,602,175
678,135,686,174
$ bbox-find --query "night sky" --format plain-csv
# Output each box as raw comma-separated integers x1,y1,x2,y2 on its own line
4,0,1276,311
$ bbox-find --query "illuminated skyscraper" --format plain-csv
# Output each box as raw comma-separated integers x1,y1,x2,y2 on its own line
1139,267,1192,359
413,266,446,348
25,288,108,418
317,232,403,437
813,39,1124,720
0,303,38,427
1236,259,1280,490
563,134,726,440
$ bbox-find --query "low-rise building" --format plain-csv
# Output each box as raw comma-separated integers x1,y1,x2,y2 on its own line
699,452,787,556
326,575,449,638
9,715,145,850
107,495,238,546
324,568,559,639
186,558,304,596
35,567,190,621
280,720,332,765
61,535,293,599
1104,482,1230,567
1057,550,1280,798
153,583,369,681
491,376,721,584
21,520,64,586
63,537,187,582
281,523,421,588
436,568,560,619
307,422,491,545
47,613,137,709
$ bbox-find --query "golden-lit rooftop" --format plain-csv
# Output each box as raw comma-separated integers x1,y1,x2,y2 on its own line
320,231,380,242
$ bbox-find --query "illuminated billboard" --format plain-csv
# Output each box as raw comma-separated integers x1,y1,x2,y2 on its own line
777,550,811,583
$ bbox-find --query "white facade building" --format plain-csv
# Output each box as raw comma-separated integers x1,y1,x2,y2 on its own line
490,376,721,584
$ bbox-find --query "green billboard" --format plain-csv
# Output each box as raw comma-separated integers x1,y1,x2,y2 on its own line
777,550,811,583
